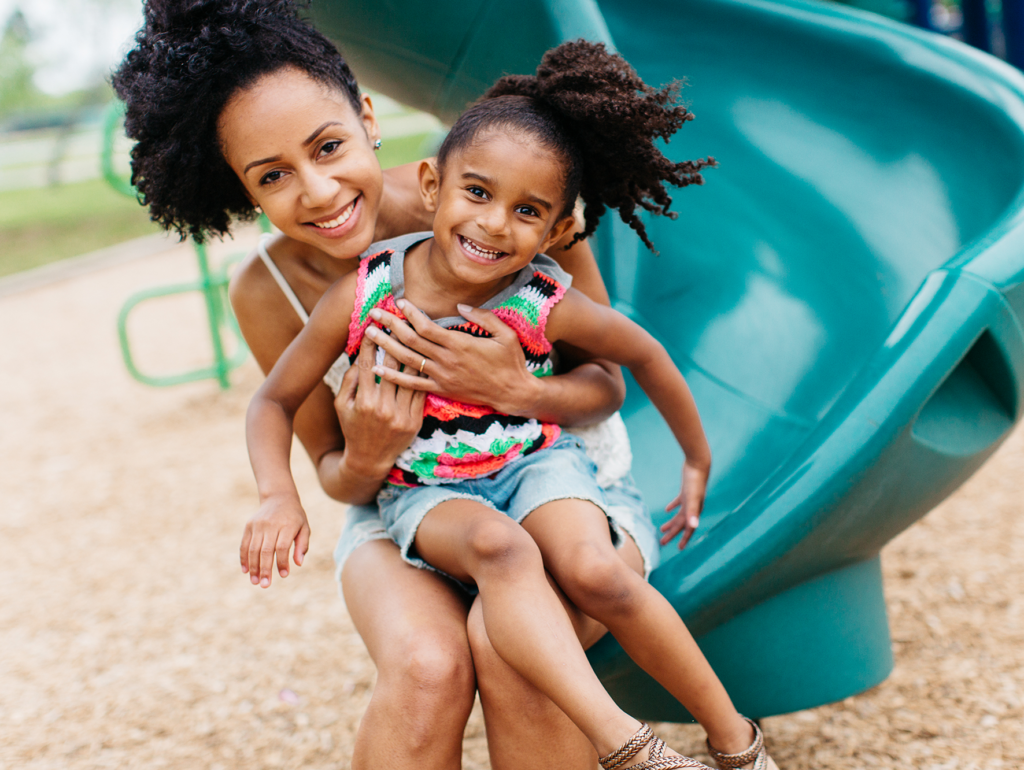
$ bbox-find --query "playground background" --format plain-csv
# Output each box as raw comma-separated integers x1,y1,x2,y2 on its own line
1,0,1024,767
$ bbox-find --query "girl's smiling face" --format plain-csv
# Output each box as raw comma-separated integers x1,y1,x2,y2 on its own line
420,130,575,289
218,66,383,259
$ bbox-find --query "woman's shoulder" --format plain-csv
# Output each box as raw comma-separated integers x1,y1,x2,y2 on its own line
231,234,300,313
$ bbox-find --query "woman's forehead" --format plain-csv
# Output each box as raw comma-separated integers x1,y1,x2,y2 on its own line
218,68,360,158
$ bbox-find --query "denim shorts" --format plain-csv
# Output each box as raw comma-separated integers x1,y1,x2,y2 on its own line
333,435,660,586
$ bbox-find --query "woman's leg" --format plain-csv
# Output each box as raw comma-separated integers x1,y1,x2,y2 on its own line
468,535,646,770
342,539,476,770
414,498,650,760
522,499,756,757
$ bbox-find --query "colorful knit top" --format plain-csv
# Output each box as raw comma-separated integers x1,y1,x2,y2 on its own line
345,232,569,487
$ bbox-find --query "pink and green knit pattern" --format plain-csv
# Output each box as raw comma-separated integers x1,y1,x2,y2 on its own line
345,248,564,486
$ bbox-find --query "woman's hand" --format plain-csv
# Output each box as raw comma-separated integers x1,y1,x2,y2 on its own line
660,459,710,549
362,299,540,416
240,493,310,588
333,332,427,479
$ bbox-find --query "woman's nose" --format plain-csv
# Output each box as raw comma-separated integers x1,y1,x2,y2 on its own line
298,167,340,210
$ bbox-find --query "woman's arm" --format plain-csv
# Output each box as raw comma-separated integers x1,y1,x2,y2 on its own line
545,288,712,548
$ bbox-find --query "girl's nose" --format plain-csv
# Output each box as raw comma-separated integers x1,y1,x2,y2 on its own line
477,205,509,236
298,167,340,210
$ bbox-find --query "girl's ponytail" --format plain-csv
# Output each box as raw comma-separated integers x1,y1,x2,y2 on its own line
471,41,715,252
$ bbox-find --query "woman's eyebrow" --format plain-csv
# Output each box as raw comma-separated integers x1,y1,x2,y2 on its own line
242,121,345,175
244,156,280,175
304,121,343,146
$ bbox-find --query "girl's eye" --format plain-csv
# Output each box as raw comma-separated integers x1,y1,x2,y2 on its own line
259,169,284,186
515,205,538,217
467,186,489,199
318,140,342,158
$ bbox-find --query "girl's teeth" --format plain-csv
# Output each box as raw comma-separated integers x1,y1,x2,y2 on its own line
312,201,355,229
461,236,502,259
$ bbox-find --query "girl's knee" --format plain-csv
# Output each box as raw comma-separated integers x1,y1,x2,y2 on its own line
465,516,540,572
559,542,637,615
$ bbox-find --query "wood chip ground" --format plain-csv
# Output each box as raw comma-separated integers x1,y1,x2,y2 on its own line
2,235,1021,769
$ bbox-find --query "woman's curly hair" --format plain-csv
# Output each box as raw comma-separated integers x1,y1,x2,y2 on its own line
436,40,715,253
112,0,360,242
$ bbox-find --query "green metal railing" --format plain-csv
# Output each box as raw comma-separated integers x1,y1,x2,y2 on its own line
104,100,265,389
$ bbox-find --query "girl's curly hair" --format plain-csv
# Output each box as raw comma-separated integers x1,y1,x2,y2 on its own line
112,0,360,242
436,40,715,253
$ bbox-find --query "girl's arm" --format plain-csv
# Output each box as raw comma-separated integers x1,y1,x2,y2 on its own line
364,226,626,425
230,256,421,507
546,289,712,549
240,274,366,587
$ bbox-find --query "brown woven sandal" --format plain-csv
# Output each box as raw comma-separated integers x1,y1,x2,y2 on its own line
706,717,779,770
599,723,713,770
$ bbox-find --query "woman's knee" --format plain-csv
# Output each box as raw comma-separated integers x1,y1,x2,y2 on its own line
376,622,476,700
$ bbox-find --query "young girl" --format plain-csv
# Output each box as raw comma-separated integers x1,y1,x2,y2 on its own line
244,40,777,770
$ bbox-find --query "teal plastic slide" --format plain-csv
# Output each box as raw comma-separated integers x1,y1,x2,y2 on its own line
310,0,1024,719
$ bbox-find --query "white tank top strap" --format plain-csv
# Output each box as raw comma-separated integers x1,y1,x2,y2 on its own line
257,233,310,324
257,233,350,396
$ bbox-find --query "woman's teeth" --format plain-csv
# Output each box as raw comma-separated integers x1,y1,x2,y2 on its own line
460,235,504,260
312,200,356,229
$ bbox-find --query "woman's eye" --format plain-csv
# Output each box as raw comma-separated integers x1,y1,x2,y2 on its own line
318,140,342,157
259,170,284,186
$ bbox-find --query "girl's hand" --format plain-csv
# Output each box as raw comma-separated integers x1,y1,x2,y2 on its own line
240,494,310,588
335,332,426,475
362,299,539,415
660,460,710,549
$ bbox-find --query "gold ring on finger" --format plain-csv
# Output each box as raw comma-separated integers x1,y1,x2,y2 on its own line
419,357,427,374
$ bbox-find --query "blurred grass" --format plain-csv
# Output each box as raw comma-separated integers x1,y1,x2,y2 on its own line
0,178,160,278
0,130,438,279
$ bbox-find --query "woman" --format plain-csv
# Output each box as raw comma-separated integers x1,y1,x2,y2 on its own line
113,2,768,769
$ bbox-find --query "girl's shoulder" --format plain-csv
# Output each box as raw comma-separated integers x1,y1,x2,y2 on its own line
528,252,574,293
364,231,433,260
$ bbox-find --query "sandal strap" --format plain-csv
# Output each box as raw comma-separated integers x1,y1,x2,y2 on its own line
631,738,713,770
600,723,654,769
706,717,766,769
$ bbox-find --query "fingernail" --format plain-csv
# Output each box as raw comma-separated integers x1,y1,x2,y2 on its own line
396,298,407,309
365,326,378,338
457,303,474,314
369,308,382,320
280,569,289,578
260,578,270,588
241,565,248,573
690,517,699,527
371,366,383,375
250,575,259,584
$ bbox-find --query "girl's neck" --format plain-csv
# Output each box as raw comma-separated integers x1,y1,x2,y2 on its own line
403,239,519,319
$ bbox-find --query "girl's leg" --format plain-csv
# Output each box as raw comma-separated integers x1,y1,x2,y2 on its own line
469,536,646,770
414,498,649,759
342,539,476,770
522,499,757,758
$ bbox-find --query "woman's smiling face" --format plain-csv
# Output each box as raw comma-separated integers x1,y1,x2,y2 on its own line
218,66,383,259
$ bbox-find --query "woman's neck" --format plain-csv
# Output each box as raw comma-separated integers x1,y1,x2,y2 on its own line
375,163,434,241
